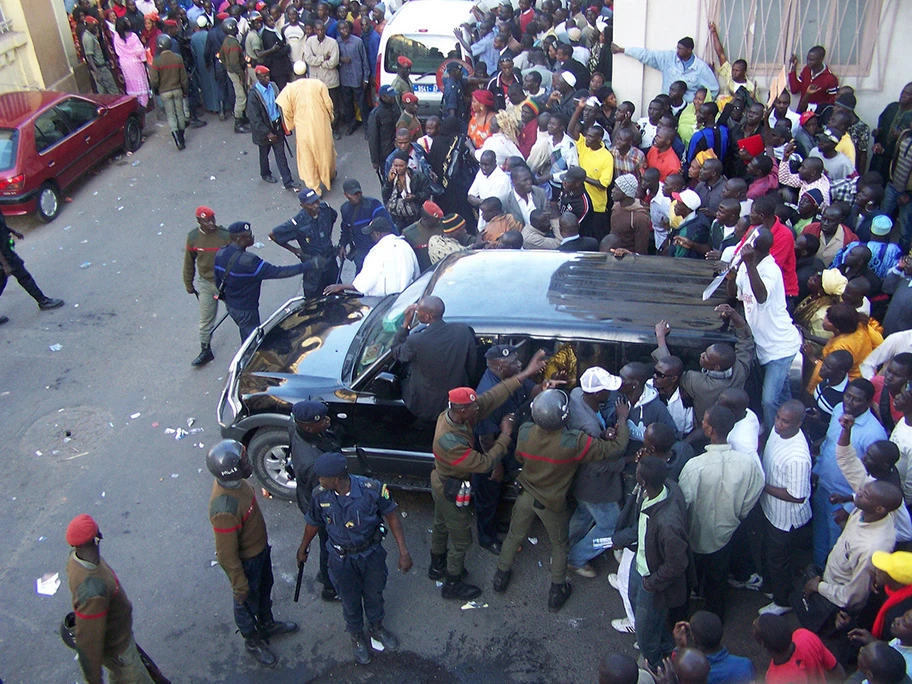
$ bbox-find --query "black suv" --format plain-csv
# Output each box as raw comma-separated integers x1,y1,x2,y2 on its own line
218,250,736,499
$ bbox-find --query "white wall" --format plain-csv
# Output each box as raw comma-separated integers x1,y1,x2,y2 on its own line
610,0,910,132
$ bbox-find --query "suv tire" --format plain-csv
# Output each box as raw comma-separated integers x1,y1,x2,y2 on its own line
249,427,296,500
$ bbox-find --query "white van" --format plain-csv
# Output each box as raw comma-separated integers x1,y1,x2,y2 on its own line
376,0,476,116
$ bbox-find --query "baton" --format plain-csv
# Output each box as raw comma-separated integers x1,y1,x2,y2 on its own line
210,310,230,333
293,561,304,602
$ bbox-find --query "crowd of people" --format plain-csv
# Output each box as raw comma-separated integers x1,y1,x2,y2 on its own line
63,0,912,682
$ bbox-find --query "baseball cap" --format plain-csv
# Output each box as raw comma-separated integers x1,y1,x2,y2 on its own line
342,178,362,194
297,187,320,204
818,127,841,144
379,84,397,98
799,110,818,126
872,550,912,585
673,189,701,212
361,216,395,235
580,367,622,393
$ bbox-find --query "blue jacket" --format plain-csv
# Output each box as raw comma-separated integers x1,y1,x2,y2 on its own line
361,29,380,77
271,203,338,258
624,48,719,101
213,244,307,310
305,475,397,557
340,196,395,253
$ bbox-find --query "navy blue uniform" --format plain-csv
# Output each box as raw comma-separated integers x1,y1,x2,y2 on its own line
271,203,340,298
472,369,536,547
305,476,397,633
213,244,307,340
441,76,465,119
339,196,395,273
0,215,48,305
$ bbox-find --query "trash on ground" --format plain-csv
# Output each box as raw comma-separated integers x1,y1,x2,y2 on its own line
370,638,385,652
461,601,488,610
171,473,179,478
435,581,443,588
130,412,141,419
527,537,538,545
175,428,188,440
187,418,195,427
49,344,62,352
36,573,60,596
151,422,159,428
79,262,91,269
35,450,43,456
252,242,265,249
164,428,176,434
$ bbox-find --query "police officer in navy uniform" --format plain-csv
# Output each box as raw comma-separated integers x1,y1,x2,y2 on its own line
289,400,340,601
269,187,340,298
213,220,326,341
0,213,63,324
297,452,413,666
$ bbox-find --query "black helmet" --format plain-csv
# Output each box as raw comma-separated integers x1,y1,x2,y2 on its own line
222,17,238,34
531,389,570,431
206,439,248,481
60,613,77,650
156,33,172,51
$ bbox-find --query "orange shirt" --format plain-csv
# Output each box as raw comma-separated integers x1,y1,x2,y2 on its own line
468,112,494,149
646,146,681,182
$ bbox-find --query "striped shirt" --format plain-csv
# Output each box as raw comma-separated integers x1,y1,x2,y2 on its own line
760,430,812,532
814,375,849,417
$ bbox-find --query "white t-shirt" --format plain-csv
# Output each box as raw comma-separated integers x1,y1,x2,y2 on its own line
351,234,420,297
892,419,912,506
736,254,801,364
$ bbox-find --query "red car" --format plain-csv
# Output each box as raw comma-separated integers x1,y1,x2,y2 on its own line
0,90,142,222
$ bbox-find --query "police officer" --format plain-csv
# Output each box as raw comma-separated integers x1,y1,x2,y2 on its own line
429,350,548,601
289,400,340,601
214,220,326,341
183,206,230,367
296,452,412,666
269,187,340,298
493,389,630,612
207,439,298,667
0,213,63,324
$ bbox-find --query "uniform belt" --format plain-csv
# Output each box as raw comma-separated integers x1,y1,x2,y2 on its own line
332,538,379,556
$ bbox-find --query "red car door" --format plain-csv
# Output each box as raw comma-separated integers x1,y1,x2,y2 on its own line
32,105,86,192
54,97,110,171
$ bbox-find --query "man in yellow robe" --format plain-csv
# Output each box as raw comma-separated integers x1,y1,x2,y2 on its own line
276,61,337,195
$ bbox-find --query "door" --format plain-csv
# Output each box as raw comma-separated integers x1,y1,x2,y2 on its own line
55,97,107,170
33,106,84,190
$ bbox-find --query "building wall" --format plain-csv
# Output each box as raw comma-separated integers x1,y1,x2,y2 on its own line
610,0,908,133
0,0,78,94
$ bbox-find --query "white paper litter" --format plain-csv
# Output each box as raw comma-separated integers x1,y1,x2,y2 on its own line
527,537,538,545
130,412,141,419
370,638,385,651
36,573,60,596
460,601,489,610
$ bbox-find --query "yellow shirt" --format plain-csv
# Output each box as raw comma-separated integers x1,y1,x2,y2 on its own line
837,133,856,166
715,61,757,110
575,136,614,213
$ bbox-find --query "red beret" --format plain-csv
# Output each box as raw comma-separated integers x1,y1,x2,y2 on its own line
215,12,229,20
396,55,412,68
66,514,99,547
255,1,266,8
254,65,270,74
163,19,178,27
83,15,99,25
422,200,443,218
401,92,418,104
736,134,764,158
196,205,215,218
448,387,477,405
472,89,495,107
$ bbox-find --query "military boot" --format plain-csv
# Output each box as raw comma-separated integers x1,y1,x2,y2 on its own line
351,631,372,665
244,635,277,667
427,552,447,580
261,619,298,637
441,574,481,600
492,568,512,594
191,344,214,367
176,128,186,150
368,622,400,652
171,131,182,150
547,581,572,613
234,118,250,134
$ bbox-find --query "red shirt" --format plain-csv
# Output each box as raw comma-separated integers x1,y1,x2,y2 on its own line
646,146,681,182
871,375,903,426
770,218,798,297
765,629,837,684
788,65,839,109
518,8,536,34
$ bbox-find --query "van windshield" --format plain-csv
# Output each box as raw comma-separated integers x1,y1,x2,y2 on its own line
384,34,460,76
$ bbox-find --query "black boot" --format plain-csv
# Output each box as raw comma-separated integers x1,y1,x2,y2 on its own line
427,553,447,580
191,345,214,367
368,622,400,652
234,118,250,134
441,574,482,600
189,116,207,128
321,583,340,601
171,131,182,150
176,128,186,150
351,631,372,665
38,297,64,310
547,581,572,613
261,619,299,637
244,635,277,667
0,315,8,325
492,568,512,594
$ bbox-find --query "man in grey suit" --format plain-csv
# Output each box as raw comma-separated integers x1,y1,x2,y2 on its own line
391,296,477,420
502,166,548,226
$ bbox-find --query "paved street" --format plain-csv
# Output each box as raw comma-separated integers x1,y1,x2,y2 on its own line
0,114,769,683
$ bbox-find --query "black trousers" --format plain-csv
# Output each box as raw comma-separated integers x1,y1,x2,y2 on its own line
763,516,812,607
0,252,46,303
327,86,342,130
258,136,293,186
339,85,368,128
471,471,503,547
233,545,275,637
729,504,763,582
694,544,731,622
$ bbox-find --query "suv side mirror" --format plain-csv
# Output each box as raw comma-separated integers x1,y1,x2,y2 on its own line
368,372,400,400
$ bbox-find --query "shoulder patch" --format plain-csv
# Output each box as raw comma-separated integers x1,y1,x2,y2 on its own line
380,484,390,500
76,576,109,604
559,429,581,450
437,431,470,453
209,494,240,518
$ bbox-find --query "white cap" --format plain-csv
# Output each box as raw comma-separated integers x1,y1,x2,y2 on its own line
560,71,576,87
196,15,209,27
567,27,582,41
293,60,307,76
580,367,622,393
675,188,701,212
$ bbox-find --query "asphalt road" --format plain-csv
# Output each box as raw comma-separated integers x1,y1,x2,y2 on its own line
0,111,772,683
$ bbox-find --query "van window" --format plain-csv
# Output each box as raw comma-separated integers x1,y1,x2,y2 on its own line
384,34,460,75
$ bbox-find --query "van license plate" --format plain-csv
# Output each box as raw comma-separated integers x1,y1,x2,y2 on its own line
414,84,439,93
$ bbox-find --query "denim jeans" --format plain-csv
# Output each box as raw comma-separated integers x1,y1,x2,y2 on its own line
812,485,842,567
760,354,795,430
567,500,620,567
628,565,674,669
884,184,912,251
327,544,388,633
233,545,274,638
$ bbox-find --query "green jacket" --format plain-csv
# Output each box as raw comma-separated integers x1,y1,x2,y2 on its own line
149,49,189,95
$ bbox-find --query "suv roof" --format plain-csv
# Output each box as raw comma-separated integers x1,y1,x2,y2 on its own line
384,0,475,34
423,251,733,346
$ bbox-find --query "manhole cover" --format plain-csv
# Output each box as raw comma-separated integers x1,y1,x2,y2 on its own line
21,406,115,461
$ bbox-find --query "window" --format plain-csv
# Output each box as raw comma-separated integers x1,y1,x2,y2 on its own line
34,109,72,154
384,34,461,75
0,129,17,172
0,3,13,35
55,97,98,131
715,0,884,78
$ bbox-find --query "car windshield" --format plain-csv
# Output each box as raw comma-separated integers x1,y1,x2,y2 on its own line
351,273,431,383
384,34,460,76
0,129,18,172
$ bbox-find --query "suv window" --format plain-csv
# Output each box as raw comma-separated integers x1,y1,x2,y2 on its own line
34,109,72,154
56,98,99,131
384,34,460,75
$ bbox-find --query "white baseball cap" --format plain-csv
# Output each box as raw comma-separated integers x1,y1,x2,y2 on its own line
580,367,622,393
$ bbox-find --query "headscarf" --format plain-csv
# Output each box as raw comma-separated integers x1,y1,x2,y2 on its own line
821,268,848,296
